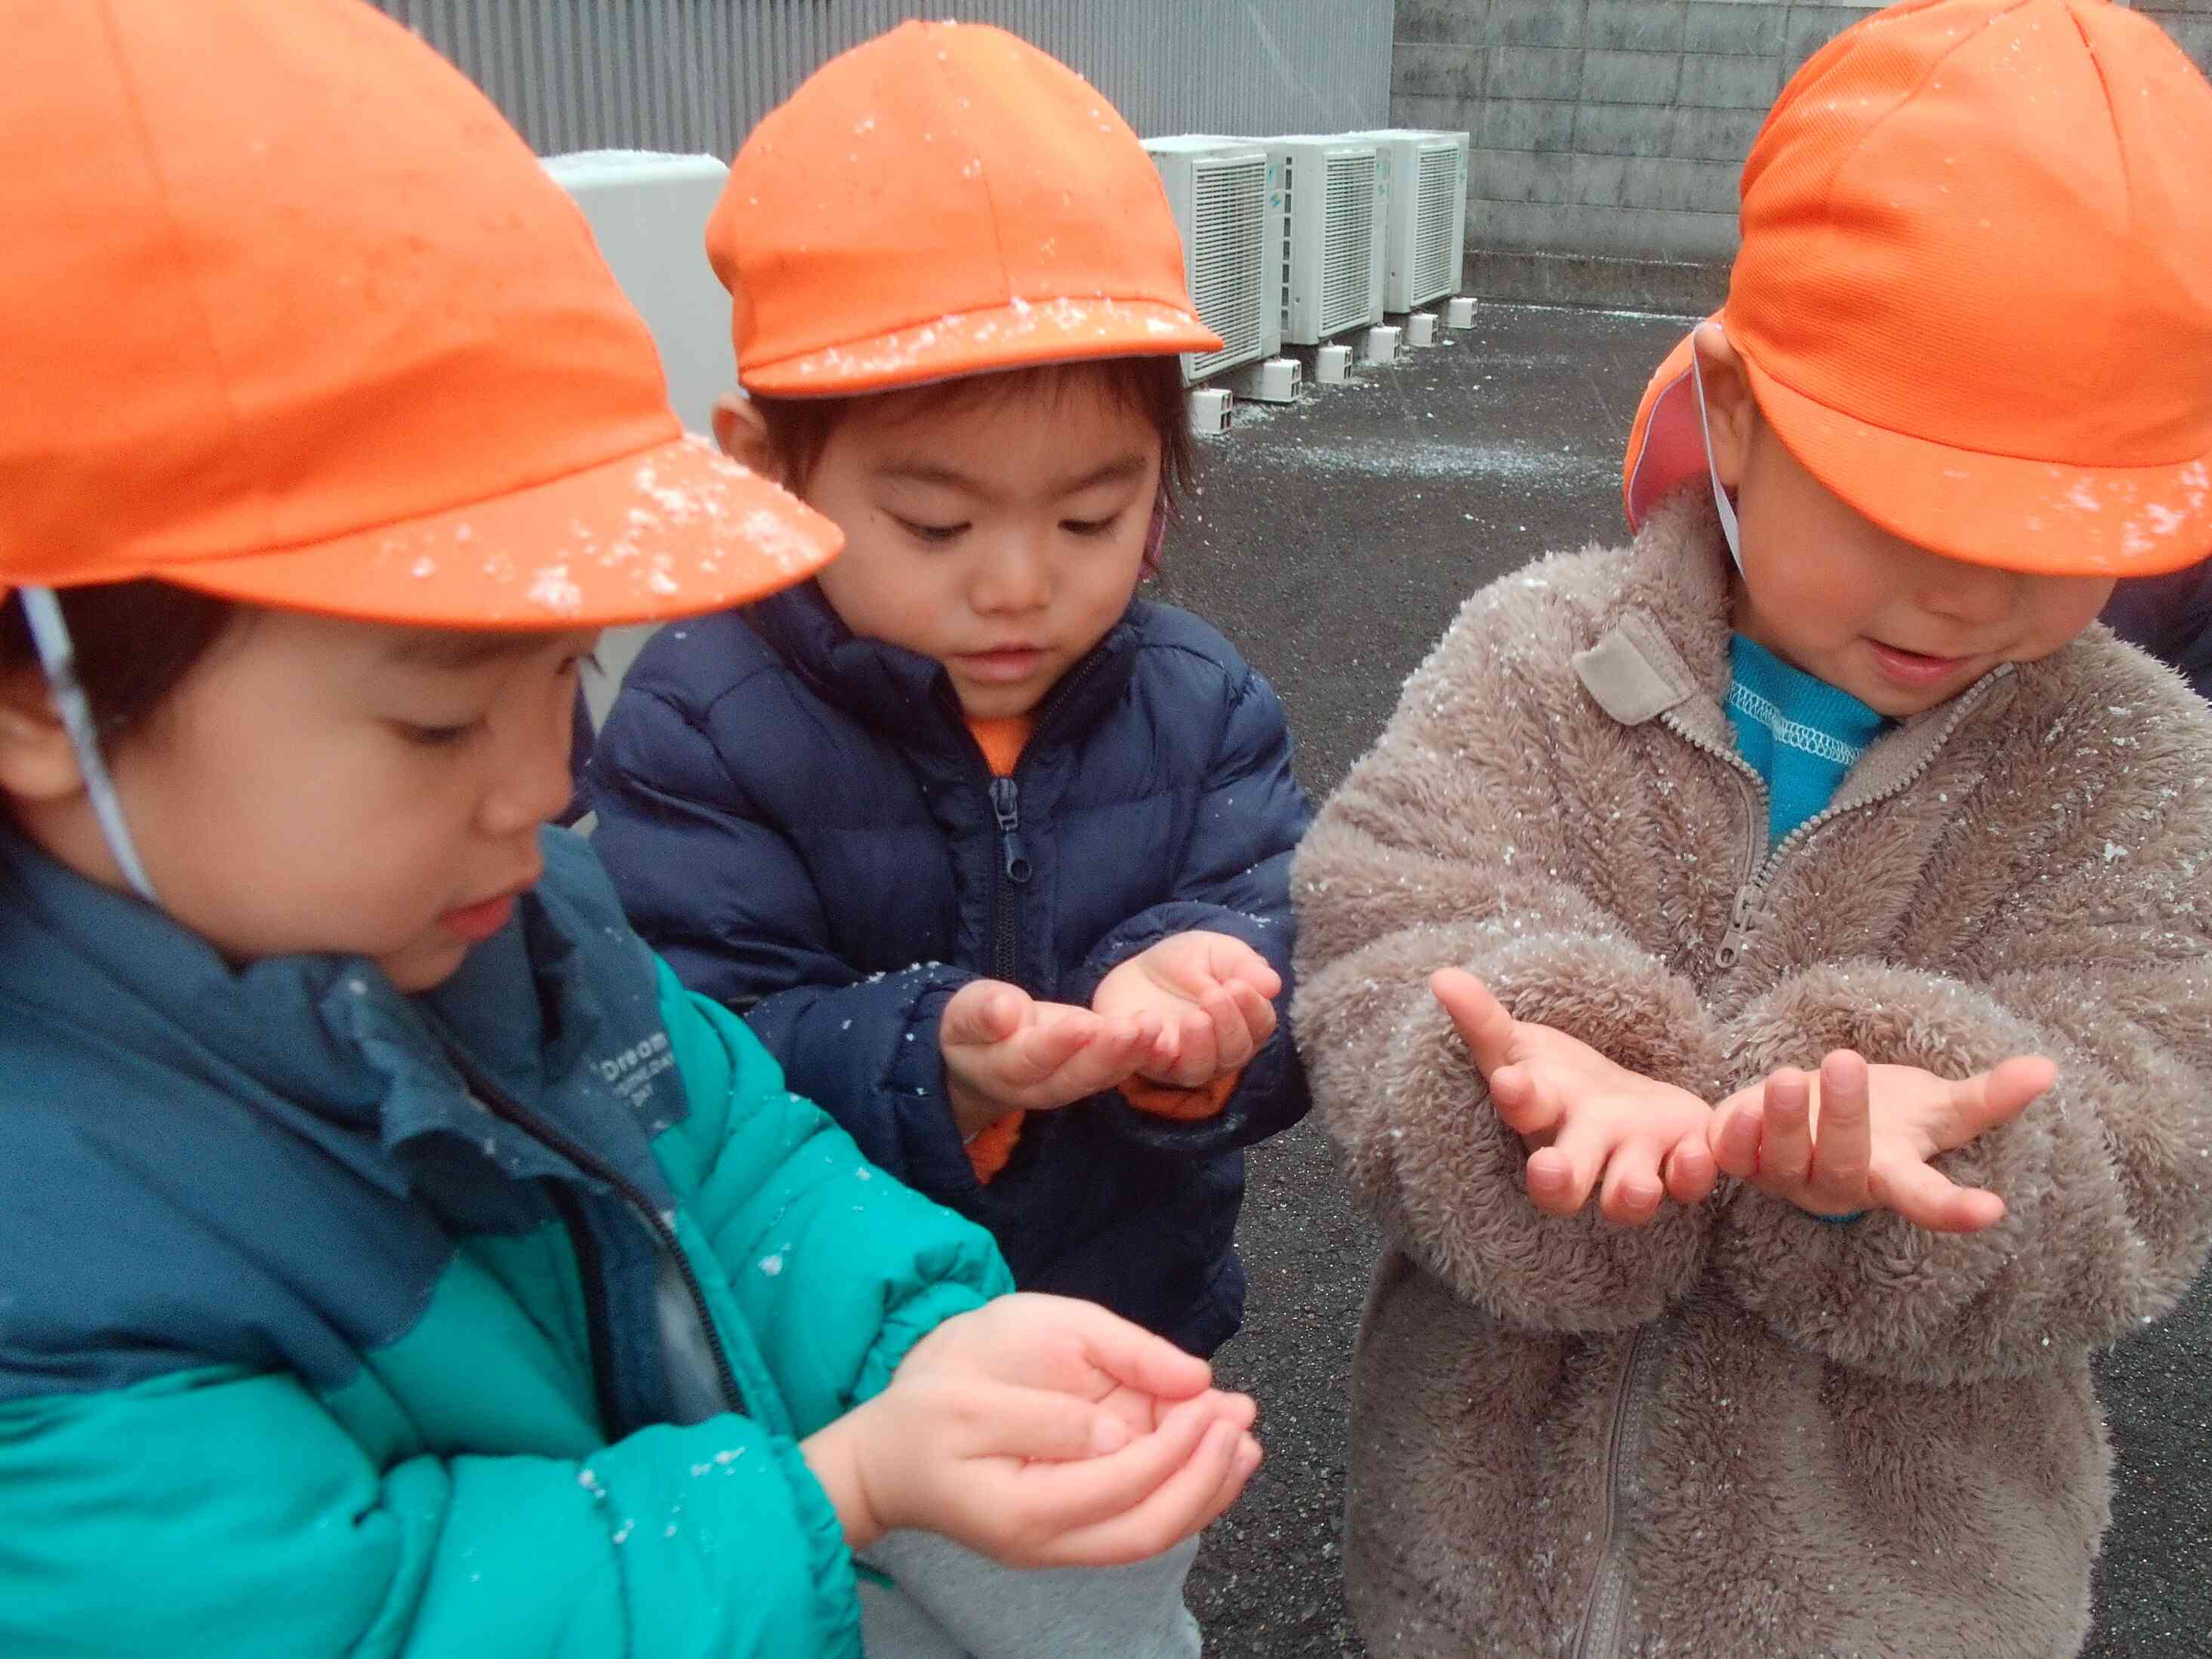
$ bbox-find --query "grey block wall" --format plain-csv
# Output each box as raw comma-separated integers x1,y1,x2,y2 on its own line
1396,0,2212,310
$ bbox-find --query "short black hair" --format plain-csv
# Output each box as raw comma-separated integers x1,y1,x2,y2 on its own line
0,581,238,743
749,353,1198,517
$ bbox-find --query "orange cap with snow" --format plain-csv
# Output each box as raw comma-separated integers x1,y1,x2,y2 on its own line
0,0,839,628
707,20,1222,397
1624,0,2212,576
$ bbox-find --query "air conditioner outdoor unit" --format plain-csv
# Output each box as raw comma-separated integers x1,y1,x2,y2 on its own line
543,150,732,723
1143,137,1282,386
543,150,732,437
1351,129,1471,313
1258,136,1386,346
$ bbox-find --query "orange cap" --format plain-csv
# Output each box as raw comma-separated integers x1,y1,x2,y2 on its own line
707,20,1222,397
1624,0,2212,577
0,0,840,628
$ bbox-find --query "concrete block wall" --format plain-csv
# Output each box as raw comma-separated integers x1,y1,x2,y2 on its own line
1395,0,2212,311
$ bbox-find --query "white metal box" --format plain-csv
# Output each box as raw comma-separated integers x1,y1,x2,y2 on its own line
1219,135,1387,345
1349,129,1471,313
1144,137,1284,384
542,150,733,437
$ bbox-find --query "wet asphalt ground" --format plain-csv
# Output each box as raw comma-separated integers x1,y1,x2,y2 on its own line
1150,303,2212,1659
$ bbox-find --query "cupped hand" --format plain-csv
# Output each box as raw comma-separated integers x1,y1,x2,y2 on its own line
1093,931,1281,1089
941,979,1162,1136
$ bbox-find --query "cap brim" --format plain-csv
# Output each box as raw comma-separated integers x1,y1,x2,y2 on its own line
1622,325,1708,533
743,297,1224,397
1740,354,2212,578
156,433,841,629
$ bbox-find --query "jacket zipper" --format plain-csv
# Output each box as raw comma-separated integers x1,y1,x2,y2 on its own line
960,652,1103,987
987,775,1031,982
442,1044,746,1426
1573,1323,1660,1659
1662,670,2008,970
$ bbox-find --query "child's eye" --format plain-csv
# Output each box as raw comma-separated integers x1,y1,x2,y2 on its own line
396,718,485,749
565,649,603,680
893,516,968,546
1061,514,1122,538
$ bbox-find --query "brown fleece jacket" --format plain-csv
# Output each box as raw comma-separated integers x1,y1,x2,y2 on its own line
1292,495,2212,1659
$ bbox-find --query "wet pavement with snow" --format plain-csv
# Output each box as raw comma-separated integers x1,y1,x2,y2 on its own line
1151,301,2212,1659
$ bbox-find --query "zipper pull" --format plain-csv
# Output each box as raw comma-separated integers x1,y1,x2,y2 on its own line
989,776,1032,885
1716,883,1761,969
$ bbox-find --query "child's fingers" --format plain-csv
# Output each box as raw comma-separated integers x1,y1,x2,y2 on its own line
1224,979,1278,1055
1528,1115,1610,1216
1868,1156,2007,1234
1049,1017,1160,1098
1941,1054,2056,1150
1759,1068,1816,1188
1597,1140,1667,1226
1003,1392,1222,1539
1490,1064,1562,1139
1431,969,1516,1080
1663,1129,1719,1205
1034,1412,1248,1568
1004,1011,1104,1087
1811,1050,1872,1195
941,979,1029,1049
1186,1429,1265,1535
1200,933,1280,1001
957,1380,1136,1463
1034,1294,1215,1403
1196,984,1262,1073
1707,1105,1761,1186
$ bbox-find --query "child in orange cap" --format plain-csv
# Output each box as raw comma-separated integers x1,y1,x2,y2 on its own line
1294,2,2212,1654
0,5,1264,1657
585,22,1310,1652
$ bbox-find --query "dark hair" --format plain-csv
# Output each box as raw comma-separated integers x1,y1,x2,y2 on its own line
0,581,238,743
750,353,1200,526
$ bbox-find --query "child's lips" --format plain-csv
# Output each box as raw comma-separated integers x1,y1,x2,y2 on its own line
954,645,1049,683
439,884,528,942
1868,640,1975,688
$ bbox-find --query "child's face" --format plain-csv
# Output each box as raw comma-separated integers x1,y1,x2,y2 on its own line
750,372,1160,720
20,610,591,991
1703,336,2116,717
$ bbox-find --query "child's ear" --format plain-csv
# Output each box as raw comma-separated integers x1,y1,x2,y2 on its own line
1693,321,1758,493
0,667,85,804
712,393,783,483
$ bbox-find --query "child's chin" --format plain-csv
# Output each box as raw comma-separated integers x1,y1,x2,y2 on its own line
376,937,473,994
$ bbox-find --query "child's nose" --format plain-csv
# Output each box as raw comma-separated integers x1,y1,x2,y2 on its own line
970,531,1052,614
478,705,578,837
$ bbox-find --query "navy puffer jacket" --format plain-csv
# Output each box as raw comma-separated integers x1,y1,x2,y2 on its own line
587,584,1311,1355
2106,566,2212,702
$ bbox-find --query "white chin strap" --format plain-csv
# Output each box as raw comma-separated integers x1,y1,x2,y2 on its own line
1688,335,1745,572
20,585,159,903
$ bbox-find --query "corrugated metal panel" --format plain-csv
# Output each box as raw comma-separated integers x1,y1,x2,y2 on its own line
375,0,1393,158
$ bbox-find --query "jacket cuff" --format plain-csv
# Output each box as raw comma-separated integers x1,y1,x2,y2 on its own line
1117,1069,1240,1121
886,977,988,1204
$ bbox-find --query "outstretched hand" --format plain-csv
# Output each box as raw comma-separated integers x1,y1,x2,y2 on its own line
1431,969,1718,1226
940,979,1163,1138
1709,1049,2053,1233
1092,930,1281,1089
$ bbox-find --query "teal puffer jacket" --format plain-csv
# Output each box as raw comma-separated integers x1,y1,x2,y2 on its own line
0,827,1011,1657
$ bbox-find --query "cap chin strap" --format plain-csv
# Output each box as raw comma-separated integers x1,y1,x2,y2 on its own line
1688,335,1745,572
19,586,159,904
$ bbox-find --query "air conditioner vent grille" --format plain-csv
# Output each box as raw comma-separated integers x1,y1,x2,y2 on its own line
1186,156,1268,381
1412,142,1462,306
1320,152,1377,338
